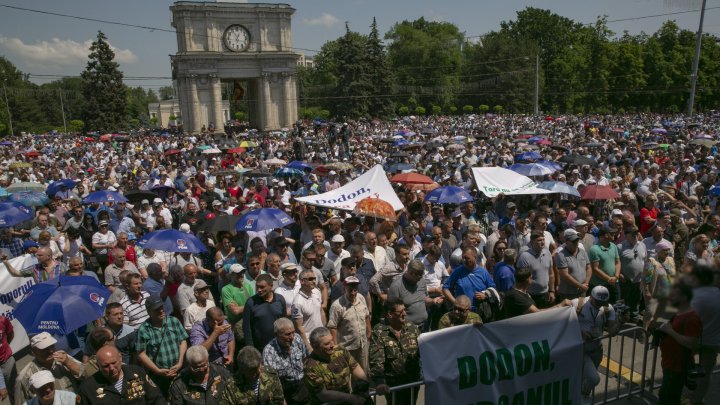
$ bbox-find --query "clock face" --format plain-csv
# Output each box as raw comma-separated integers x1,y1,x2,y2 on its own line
223,25,250,52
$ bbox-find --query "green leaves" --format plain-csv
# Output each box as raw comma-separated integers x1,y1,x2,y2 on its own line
81,31,127,132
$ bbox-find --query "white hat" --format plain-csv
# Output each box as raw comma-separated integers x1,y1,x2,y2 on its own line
141,199,150,205
30,332,57,350
179,223,191,233
331,234,345,243
153,197,163,204
278,181,286,187
573,219,588,227
228,264,245,274
29,370,55,389
329,170,337,175
611,209,623,216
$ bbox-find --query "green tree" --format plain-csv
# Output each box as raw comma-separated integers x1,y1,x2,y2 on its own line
81,31,127,131
415,106,426,115
330,24,373,118
69,119,84,133
478,105,490,113
431,105,442,115
462,105,474,113
366,17,394,117
398,105,409,115
158,86,175,101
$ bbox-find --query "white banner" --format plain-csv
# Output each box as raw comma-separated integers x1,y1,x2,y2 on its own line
472,167,555,198
0,254,38,353
419,307,583,405
294,165,403,211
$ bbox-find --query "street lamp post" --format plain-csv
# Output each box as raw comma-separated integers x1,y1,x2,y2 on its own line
534,53,539,116
1,80,13,136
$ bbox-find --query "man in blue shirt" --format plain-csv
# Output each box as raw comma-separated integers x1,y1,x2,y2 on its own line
442,246,495,311
493,248,517,292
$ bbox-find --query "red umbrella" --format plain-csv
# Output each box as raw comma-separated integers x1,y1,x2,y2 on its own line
227,147,246,154
99,134,111,142
580,185,620,200
537,139,552,145
405,182,440,191
24,151,39,158
390,173,433,185
83,137,95,142
164,149,181,156
353,197,396,221
544,116,555,121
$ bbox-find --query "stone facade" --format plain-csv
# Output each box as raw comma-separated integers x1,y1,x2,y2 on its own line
170,2,299,132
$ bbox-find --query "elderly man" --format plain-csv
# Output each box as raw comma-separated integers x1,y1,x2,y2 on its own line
328,276,371,375
136,295,188,396
177,264,215,316
169,345,231,405
327,235,350,274
66,256,99,281
555,230,592,301
369,301,422,403
618,226,647,317
30,214,59,241
438,295,481,329
23,370,76,405
221,264,254,345
262,318,309,405
189,307,234,368
78,346,163,405
274,263,301,315
104,248,139,293
0,228,23,259
388,259,436,328
15,333,83,405
118,273,149,330
243,274,286,351
303,327,370,405
220,347,284,404
516,230,555,308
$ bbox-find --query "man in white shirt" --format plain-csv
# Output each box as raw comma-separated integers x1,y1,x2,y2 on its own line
292,269,324,350
183,280,216,331
274,263,300,315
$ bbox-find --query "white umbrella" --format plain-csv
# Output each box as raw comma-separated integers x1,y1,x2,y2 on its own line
201,148,222,154
264,157,288,166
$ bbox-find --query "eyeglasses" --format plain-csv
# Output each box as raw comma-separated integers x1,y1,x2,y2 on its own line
189,362,209,372
453,306,470,312
303,277,316,281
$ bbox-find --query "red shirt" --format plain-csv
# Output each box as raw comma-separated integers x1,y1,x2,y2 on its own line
660,310,702,373
639,207,659,235
0,316,13,362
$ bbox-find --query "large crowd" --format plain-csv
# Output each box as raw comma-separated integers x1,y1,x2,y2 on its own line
0,112,718,405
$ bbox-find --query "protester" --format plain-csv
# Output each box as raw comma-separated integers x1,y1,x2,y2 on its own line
24,370,76,405
169,345,231,405
438,295,481,329
262,318,309,405
243,274,286,351
189,307,234,367
220,346,284,404
688,265,720,405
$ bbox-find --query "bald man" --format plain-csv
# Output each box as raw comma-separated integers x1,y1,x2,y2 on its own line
2,247,66,283
78,346,164,405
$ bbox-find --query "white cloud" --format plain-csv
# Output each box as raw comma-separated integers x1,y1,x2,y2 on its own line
0,36,137,67
303,13,341,28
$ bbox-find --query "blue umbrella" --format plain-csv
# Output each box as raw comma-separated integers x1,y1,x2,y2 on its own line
0,187,9,197
274,167,304,178
388,163,415,172
236,208,294,232
394,139,409,147
514,151,543,162
45,179,76,197
651,128,667,134
537,181,581,198
0,201,34,227
82,190,128,205
424,186,474,204
0,141,12,146
528,136,545,143
709,185,720,197
9,192,50,207
509,163,557,177
138,229,207,253
286,161,312,171
537,160,563,171
14,275,110,335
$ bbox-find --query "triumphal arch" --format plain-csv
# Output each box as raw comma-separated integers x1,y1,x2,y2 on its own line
170,2,299,132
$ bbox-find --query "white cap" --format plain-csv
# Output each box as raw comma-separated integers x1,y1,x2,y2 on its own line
30,332,57,350
329,170,337,175
278,181,286,187
29,370,55,389
573,219,588,227
229,264,245,274
179,223,191,233
153,197,163,204
331,234,345,243
611,209,623,216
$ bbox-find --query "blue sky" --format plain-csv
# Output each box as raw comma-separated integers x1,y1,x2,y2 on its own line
0,0,717,92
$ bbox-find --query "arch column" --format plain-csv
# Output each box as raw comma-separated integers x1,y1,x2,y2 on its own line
210,75,224,131
189,75,202,133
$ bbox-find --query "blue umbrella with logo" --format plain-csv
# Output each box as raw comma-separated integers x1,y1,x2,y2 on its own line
81,190,128,205
285,161,313,171
236,208,294,232
274,167,304,178
14,275,110,335
8,191,50,207
514,151,543,162
424,186,474,204
0,201,34,227
138,229,207,253
45,179,76,197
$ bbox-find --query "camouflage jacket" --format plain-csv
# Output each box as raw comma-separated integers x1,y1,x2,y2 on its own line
303,346,357,405
438,311,481,329
219,367,284,405
369,320,421,385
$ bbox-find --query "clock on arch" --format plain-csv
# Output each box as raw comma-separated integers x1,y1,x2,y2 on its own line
223,24,251,52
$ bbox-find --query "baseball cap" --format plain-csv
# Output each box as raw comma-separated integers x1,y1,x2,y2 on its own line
656,241,672,251
591,286,610,304
179,223,191,233
506,202,517,209
145,295,164,311
563,229,580,242
153,197,163,205
343,276,360,285
451,210,462,218
30,332,57,350
193,279,209,292
669,208,682,217
141,199,150,205
280,263,299,273
331,234,345,243
329,170,337,175
23,240,39,250
29,370,55,389
611,209,623,217
278,181,286,187
573,219,588,227
228,264,245,274
212,200,222,207
127,232,137,241
98,220,109,226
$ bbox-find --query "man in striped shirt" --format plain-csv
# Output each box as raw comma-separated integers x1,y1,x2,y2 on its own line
118,273,149,330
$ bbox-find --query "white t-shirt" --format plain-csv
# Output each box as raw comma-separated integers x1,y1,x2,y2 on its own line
274,280,300,314
183,301,216,331
291,288,323,338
